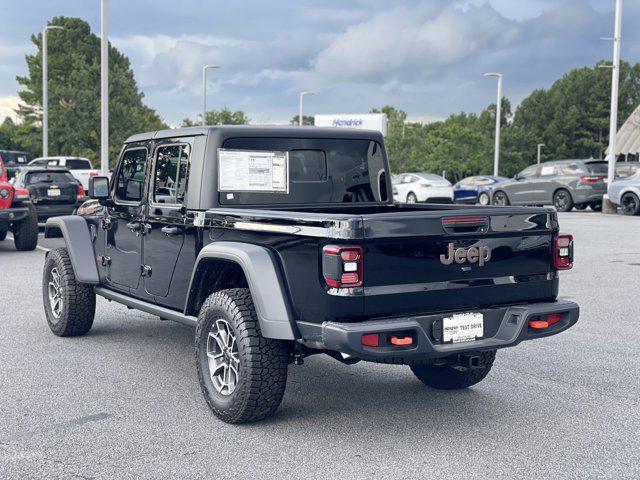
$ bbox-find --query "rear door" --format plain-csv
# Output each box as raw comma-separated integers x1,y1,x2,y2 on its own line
361,208,557,318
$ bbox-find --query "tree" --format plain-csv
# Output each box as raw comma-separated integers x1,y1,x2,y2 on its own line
289,115,314,126
14,17,166,167
182,107,249,127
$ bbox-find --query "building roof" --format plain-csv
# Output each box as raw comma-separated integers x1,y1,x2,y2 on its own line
609,104,640,155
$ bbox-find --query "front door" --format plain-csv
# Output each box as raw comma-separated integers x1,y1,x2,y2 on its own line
105,147,149,291
142,142,191,301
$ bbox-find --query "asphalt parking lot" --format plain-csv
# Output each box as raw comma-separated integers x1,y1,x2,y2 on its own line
0,212,638,479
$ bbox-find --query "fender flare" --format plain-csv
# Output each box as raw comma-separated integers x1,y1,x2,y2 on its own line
44,216,100,285
186,241,297,340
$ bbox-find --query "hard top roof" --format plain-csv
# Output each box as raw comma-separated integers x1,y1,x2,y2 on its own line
124,125,385,144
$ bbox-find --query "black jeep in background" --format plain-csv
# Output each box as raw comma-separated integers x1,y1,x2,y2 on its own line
42,126,579,424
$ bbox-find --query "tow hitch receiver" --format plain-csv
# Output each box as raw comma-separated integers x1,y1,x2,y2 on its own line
450,353,483,371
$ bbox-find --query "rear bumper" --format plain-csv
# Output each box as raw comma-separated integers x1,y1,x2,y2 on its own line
0,206,29,224
573,187,605,204
33,202,77,220
297,299,579,363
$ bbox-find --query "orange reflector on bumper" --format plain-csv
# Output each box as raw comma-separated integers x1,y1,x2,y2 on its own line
390,336,413,346
529,320,549,329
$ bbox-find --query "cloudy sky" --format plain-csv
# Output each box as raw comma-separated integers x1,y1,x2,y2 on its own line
0,0,638,126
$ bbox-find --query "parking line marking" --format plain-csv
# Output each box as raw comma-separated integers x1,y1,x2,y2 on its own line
6,234,50,252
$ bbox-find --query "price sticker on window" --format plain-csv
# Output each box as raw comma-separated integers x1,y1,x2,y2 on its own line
218,149,289,193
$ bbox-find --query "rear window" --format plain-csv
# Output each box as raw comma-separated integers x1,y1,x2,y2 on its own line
586,162,608,174
219,138,388,205
1,151,31,166
25,171,75,184
65,159,92,169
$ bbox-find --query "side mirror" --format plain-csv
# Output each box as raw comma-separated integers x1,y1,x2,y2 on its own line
89,176,110,200
514,174,522,181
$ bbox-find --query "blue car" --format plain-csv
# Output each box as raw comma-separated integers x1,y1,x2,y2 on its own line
453,176,509,205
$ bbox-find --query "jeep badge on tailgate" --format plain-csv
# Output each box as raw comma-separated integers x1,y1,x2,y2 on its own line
440,243,492,266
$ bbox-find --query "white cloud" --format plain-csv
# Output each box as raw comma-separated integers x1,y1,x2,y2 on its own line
0,96,22,123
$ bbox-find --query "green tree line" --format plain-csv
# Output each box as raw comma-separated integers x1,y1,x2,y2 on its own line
1,16,639,178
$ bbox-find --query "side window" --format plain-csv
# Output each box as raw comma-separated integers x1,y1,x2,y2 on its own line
539,165,556,176
114,148,148,202
402,175,413,184
519,165,539,179
153,144,190,205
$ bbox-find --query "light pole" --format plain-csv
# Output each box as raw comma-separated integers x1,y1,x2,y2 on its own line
299,91,314,126
202,64,219,126
42,25,64,158
100,0,109,175
537,143,545,164
484,73,502,176
604,0,623,213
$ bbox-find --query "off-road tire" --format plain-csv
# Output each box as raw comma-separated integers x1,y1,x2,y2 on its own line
13,203,38,251
410,350,497,390
589,201,602,212
492,191,510,206
195,288,290,424
553,189,574,212
0,226,7,241
42,247,96,336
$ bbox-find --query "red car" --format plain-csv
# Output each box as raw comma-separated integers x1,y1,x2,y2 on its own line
0,157,38,250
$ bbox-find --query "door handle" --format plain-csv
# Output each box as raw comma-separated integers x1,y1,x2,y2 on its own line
126,222,141,232
161,226,180,236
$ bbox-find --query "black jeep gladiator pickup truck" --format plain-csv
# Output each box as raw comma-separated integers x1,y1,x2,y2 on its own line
42,126,579,424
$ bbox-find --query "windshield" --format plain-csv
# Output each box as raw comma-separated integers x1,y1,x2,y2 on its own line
218,138,389,205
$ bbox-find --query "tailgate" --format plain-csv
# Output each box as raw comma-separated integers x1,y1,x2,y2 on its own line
361,208,558,317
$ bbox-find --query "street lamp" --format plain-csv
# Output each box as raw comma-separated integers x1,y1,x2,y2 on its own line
483,72,503,176
537,143,545,164
202,64,220,126
100,0,109,175
299,91,315,126
42,25,64,158
603,0,623,213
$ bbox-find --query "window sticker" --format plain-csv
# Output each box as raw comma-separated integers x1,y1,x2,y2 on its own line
218,149,289,193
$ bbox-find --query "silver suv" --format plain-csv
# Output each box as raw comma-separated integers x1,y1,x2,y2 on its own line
491,160,607,212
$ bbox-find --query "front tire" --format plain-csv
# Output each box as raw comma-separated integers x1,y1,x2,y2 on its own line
553,189,574,212
492,191,510,206
0,226,7,241
620,192,640,215
196,288,290,424
13,203,38,251
411,350,496,390
42,247,96,336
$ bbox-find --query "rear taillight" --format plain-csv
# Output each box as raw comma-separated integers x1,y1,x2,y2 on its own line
77,185,85,197
90,172,98,177
554,234,574,270
13,188,30,201
322,245,363,288
580,175,605,183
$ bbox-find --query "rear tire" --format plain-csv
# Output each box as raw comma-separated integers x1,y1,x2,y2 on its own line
574,204,587,210
42,247,96,336
477,192,490,206
195,288,290,424
13,203,38,251
410,350,497,390
0,226,7,241
553,189,574,212
406,192,418,204
492,191,510,206
620,192,640,215
589,201,602,212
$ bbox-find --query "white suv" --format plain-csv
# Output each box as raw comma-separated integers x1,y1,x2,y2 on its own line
393,173,453,204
